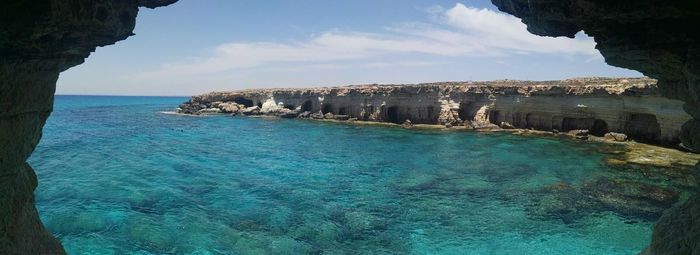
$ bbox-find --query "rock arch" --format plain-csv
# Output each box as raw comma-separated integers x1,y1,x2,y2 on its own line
301,100,313,112
0,1,177,253
491,1,700,253
233,97,254,107
322,104,333,114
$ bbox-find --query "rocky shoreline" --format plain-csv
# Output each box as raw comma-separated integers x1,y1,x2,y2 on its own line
179,77,692,148
175,89,700,224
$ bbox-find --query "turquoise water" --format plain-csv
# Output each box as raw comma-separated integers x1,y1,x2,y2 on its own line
30,95,689,254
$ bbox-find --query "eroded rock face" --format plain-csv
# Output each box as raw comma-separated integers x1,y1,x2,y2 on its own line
180,77,691,145
0,1,176,253
490,1,700,254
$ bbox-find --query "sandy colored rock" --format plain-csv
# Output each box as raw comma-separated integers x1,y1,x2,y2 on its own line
180,77,690,146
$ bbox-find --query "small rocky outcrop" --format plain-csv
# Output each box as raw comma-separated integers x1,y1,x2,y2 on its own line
605,132,629,142
241,106,261,116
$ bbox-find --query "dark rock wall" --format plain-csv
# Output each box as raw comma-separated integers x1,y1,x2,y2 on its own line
0,1,176,254
490,1,700,254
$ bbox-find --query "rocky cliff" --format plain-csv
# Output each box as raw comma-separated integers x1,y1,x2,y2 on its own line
180,77,690,146
490,1,700,254
0,1,176,254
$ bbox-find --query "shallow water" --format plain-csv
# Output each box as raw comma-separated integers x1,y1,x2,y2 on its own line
30,95,693,254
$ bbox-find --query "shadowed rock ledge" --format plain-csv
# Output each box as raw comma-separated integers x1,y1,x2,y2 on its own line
489,1,700,254
180,77,691,147
0,1,176,254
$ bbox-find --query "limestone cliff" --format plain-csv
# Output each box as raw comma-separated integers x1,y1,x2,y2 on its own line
0,1,176,254
489,1,700,254
180,77,689,146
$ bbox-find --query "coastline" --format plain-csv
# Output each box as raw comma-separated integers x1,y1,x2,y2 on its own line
296,117,700,169
167,110,700,170
173,77,698,171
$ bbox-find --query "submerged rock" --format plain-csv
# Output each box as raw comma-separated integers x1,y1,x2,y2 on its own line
341,211,386,236
526,182,600,224
581,178,680,219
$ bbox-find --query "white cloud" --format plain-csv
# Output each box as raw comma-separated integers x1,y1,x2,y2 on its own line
132,3,600,83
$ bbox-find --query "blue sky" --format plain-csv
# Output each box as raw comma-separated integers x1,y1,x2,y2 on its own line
57,0,641,96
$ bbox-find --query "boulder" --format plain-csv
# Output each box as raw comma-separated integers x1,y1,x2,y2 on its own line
334,115,350,121
568,129,589,136
604,132,628,142
260,100,280,114
471,121,501,130
323,112,334,119
499,121,516,129
177,102,203,114
278,110,299,119
402,120,413,128
297,111,311,119
218,102,242,114
568,129,589,139
311,113,324,119
241,106,261,115
196,108,221,114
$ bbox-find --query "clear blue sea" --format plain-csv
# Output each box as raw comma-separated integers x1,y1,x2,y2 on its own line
30,95,693,254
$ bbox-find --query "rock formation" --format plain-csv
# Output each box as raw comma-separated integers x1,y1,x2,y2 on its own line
2,0,698,254
489,1,700,254
0,1,176,254
180,77,690,146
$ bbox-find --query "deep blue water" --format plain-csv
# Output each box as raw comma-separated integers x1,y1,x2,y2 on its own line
30,95,689,254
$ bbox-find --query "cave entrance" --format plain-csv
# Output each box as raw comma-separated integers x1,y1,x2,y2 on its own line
590,119,609,136
301,100,313,112
256,102,263,108
233,98,254,107
322,104,333,114
561,117,608,136
561,117,592,131
338,107,347,115
488,110,500,125
427,106,435,123
283,104,295,110
624,113,661,142
387,106,401,124
458,102,475,121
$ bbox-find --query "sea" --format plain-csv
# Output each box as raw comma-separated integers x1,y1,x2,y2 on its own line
29,95,693,254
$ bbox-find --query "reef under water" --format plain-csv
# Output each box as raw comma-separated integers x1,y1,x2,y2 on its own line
30,95,697,254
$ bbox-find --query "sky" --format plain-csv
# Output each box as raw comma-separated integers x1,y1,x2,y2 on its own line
56,0,642,96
